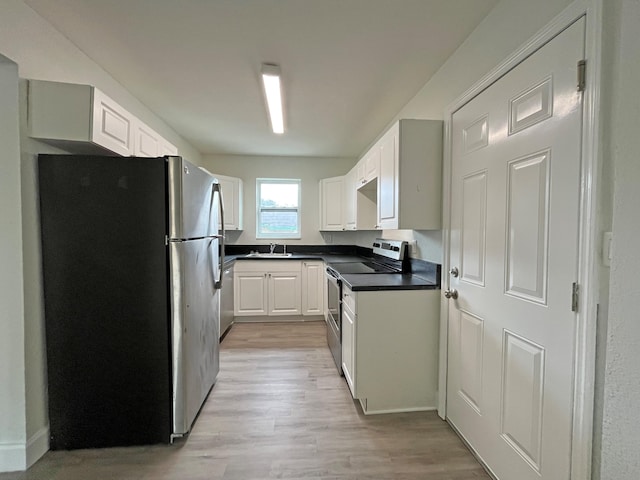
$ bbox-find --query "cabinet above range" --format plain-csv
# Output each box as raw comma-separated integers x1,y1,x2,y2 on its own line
28,80,178,157
320,119,443,232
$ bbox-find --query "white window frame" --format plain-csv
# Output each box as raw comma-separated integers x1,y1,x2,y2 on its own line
256,178,301,239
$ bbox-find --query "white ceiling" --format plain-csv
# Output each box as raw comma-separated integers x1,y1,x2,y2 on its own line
25,0,498,158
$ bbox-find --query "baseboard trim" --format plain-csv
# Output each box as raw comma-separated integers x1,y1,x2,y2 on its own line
0,426,49,473
26,426,49,468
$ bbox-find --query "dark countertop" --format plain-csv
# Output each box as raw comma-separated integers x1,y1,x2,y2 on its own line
222,245,441,291
340,273,439,291
223,253,364,266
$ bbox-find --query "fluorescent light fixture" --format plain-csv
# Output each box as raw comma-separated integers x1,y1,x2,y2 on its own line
261,63,285,134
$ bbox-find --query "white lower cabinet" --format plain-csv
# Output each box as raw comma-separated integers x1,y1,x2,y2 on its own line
234,261,301,317
341,285,440,414
341,294,357,396
234,270,268,316
301,261,325,316
267,271,301,315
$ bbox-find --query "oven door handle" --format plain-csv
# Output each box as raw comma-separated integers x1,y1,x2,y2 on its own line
326,270,341,288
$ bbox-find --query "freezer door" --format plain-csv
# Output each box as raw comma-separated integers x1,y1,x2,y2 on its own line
167,156,221,239
170,237,220,436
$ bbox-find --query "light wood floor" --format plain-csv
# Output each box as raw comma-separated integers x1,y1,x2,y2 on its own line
2,321,490,479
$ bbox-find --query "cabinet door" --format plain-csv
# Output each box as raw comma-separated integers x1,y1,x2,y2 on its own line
302,261,324,315
320,177,344,231
216,175,243,230
365,148,380,182
234,271,268,316
134,122,161,157
377,125,399,229
158,139,178,156
342,303,357,397
220,265,234,337
134,121,178,158
91,88,134,156
356,159,366,186
268,271,301,315
344,168,357,230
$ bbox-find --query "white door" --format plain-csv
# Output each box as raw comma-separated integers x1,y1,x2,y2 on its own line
446,18,584,480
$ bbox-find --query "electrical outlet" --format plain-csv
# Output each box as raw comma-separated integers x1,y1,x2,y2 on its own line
325,233,333,244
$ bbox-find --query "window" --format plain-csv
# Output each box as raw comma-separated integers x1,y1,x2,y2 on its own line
256,178,301,239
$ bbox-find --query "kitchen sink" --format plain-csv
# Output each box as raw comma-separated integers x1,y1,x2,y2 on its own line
244,252,293,258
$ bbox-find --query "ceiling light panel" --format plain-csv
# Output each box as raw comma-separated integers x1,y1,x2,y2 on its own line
261,63,285,134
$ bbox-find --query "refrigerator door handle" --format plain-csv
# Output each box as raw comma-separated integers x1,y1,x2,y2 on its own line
211,182,225,290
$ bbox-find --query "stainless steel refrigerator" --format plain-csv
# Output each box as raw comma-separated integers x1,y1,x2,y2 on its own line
38,154,224,449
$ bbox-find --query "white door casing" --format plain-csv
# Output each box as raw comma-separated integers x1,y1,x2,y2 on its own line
446,17,585,480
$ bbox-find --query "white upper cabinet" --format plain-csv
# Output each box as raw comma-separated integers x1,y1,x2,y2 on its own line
211,174,243,231
91,88,135,156
356,148,380,187
343,168,357,231
376,119,443,230
319,176,344,231
133,121,178,157
343,119,442,232
28,80,177,157
377,123,398,229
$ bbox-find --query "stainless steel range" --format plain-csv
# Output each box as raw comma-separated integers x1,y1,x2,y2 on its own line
325,238,408,374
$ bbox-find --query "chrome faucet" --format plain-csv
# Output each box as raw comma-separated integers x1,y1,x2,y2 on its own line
269,243,276,254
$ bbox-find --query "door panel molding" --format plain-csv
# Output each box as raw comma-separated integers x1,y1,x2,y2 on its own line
509,76,554,135
461,170,488,287
500,330,545,473
504,150,550,305
440,2,603,480
458,310,484,414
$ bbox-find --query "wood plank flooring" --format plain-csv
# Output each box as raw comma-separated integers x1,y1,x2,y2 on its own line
2,321,489,479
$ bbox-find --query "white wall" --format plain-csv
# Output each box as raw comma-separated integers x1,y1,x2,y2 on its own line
201,154,356,245
0,0,200,164
598,1,640,478
0,1,203,471
395,0,573,122
356,0,574,263
0,55,28,472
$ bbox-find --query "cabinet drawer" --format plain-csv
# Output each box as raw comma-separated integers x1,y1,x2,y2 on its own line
342,286,356,314
234,259,301,273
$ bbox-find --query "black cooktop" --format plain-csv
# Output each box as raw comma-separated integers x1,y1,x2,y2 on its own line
328,261,399,275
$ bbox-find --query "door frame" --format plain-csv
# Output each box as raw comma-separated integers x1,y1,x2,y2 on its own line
438,1,603,479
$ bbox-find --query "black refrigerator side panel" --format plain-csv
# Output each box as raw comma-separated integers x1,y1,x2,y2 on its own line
38,154,172,449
